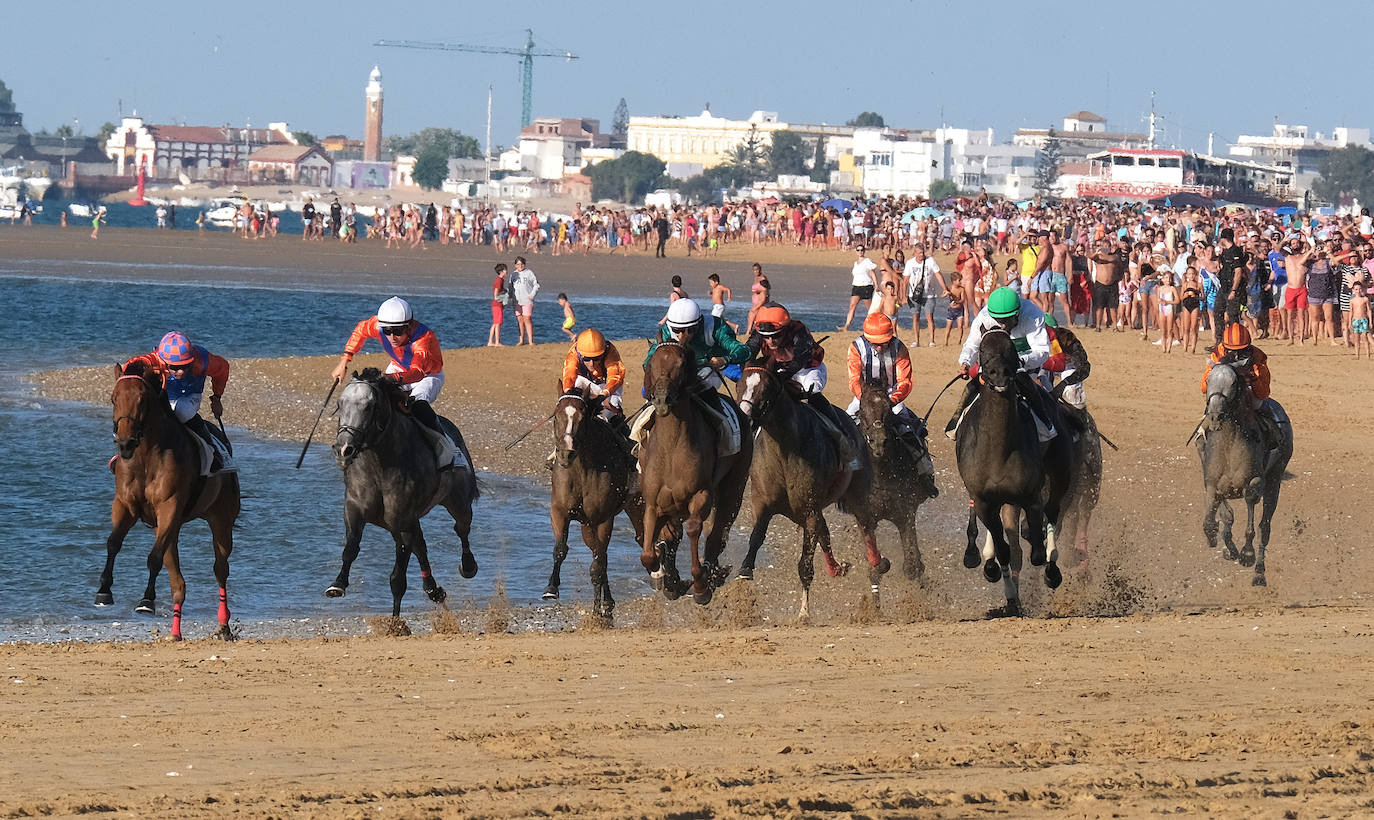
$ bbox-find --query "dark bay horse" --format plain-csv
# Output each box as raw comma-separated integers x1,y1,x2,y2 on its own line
1058,404,1103,568
738,364,889,617
329,369,480,617
638,341,752,605
857,378,935,580
954,329,1071,615
101,361,239,640
1198,363,1292,586
544,390,678,619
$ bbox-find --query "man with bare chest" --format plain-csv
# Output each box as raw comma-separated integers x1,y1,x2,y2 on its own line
1050,230,1071,321
1283,238,1311,345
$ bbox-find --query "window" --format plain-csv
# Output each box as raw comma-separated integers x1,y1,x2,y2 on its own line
960,173,981,187
1112,155,1135,166
1159,157,1181,168
1137,158,1156,167
869,152,891,167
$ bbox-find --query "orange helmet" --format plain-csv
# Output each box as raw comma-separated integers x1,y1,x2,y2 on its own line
862,313,895,344
575,328,607,358
755,304,791,336
1221,323,1251,350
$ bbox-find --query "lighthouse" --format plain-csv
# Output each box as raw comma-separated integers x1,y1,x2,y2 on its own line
363,65,383,162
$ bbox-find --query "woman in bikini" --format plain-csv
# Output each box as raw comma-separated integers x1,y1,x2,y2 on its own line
1180,267,1203,354
1156,270,1179,353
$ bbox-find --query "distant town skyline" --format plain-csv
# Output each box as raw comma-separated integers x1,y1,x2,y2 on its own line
7,0,1370,154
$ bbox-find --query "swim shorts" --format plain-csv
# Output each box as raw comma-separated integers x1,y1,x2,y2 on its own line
1050,273,1069,294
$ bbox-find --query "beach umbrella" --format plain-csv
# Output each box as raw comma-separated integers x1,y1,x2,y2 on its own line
901,206,945,223
1014,199,1033,210
1274,205,1298,216
820,198,853,211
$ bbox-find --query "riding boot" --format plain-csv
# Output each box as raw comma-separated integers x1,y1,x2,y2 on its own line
803,391,859,470
410,400,456,470
606,412,635,457
184,414,225,471
1015,371,1058,439
944,379,978,439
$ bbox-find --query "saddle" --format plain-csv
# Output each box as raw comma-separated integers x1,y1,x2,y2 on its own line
629,390,742,460
425,415,469,472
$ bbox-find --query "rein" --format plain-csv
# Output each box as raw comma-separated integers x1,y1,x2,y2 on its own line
338,380,394,456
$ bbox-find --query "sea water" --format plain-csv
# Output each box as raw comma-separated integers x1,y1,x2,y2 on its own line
0,269,836,642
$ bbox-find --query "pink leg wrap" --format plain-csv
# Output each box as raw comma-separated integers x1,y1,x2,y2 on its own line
217,587,229,626
171,603,183,639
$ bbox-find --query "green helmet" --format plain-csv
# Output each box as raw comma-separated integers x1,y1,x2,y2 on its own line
1043,314,1058,328
988,287,1021,319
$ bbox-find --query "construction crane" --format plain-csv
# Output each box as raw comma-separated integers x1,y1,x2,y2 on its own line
374,29,578,128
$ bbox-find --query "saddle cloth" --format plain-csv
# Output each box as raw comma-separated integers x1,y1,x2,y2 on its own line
421,417,469,471
948,393,1055,443
192,432,237,476
626,393,741,459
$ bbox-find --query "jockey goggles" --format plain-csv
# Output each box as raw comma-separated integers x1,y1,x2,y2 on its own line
755,321,783,336
381,324,410,336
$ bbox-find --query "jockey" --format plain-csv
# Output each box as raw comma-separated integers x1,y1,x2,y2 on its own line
645,298,751,390
846,313,937,496
1202,323,1288,455
1041,315,1091,416
329,296,455,466
562,328,627,430
122,331,233,468
947,286,1058,439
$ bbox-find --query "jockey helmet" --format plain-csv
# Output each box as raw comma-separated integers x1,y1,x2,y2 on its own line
575,328,607,358
862,313,895,344
1222,323,1252,350
665,298,703,331
377,296,413,326
156,331,195,366
988,287,1021,320
755,304,790,337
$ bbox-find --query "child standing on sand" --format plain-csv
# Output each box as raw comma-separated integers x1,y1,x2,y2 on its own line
1351,282,1370,359
707,274,737,332
558,293,577,340
944,279,967,345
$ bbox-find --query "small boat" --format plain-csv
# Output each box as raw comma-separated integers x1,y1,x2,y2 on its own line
205,197,244,226
68,203,93,218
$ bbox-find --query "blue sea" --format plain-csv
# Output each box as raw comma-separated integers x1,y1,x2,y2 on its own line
0,259,843,643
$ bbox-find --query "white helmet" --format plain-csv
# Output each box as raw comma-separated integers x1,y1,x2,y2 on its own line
377,297,413,325
665,298,703,330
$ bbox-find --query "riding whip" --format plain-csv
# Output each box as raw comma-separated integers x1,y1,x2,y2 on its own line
921,373,965,425
295,379,338,469
213,410,233,456
503,410,557,452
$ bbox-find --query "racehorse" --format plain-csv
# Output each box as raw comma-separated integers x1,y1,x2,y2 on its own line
738,364,889,617
638,341,752,605
544,389,678,619
101,360,239,640
1198,362,1292,586
954,329,1071,615
329,368,480,616
1058,404,1104,568
857,378,935,580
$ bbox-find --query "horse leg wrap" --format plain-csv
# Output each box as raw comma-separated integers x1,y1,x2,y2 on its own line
218,588,229,626
171,603,183,639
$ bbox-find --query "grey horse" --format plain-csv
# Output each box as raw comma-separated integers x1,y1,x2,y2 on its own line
1197,362,1292,586
328,368,479,616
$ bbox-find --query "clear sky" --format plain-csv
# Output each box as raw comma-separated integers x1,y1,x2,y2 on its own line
6,0,1367,153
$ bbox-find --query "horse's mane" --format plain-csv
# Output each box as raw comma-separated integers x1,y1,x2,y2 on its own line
647,339,700,389
356,367,409,406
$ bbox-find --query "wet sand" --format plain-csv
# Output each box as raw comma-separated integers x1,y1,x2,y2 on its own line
8,225,1374,817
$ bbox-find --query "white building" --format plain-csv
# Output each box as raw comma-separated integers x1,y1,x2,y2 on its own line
850,127,1036,199
1014,110,1148,162
626,108,852,171
1229,123,1373,199
104,116,294,178
508,117,616,179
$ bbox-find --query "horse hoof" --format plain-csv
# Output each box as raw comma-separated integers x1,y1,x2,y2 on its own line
963,545,981,569
737,566,754,581
873,557,891,576
827,560,852,578
541,586,560,600
1030,547,1047,567
1045,563,1063,589
169,633,184,642
709,564,732,588
1238,551,1256,568
1252,574,1267,587
663,583,682,601
1222,546,1239,561
135,599,155,615
694,588,714,606
460,555,479,579
983,560,1001,583
216,625,237,642
427,586,447,604
94,592,114,607
325,585,346,598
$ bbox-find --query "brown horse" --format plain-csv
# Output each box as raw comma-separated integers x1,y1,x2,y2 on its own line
100,361,239,640
545,390,678,619
737,364,889,617
638,341,752,605
857,378,935,580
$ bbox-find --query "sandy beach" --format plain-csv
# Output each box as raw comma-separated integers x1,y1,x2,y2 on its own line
6,225,1374,817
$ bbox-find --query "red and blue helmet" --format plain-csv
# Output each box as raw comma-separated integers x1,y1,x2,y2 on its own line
156,331,195,366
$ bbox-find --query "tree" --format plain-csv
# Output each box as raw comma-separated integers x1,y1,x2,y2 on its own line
768,130,809,178
386,127,481,159
810,136,830,183
1034,127,1063,197
97,122,117,143
719,124,767,184
1313,145,1374,207
612,97,629,138
411,144,450,190
586,150,666,203
53,124,75,138
929,178,959,201
846,111,885,128
292,130,319,146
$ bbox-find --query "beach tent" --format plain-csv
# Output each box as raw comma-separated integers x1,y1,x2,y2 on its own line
1147,192,1215,210
1273,205,1299,216
820,198,853,211
901,206,945,223
1014,199,1034,210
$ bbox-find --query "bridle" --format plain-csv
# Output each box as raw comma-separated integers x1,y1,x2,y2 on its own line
978,325,1017,393
737,364,777,424
113,373,155,449
649,338,691,408
337,379,394,456
555,393,587,457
